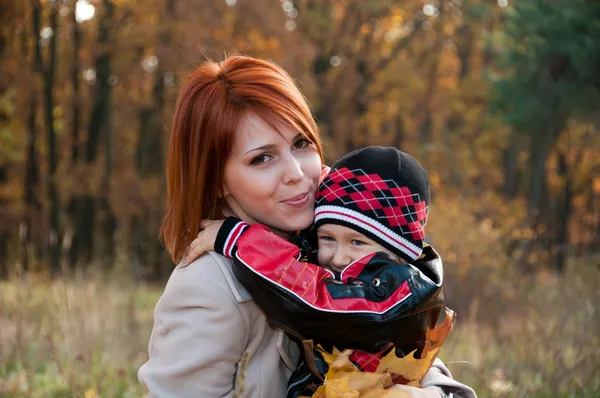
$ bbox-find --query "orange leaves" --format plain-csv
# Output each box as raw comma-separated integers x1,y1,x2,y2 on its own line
305,308,456,398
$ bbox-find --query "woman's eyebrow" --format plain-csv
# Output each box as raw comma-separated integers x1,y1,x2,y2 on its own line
244,133,304,155
244,144,276,155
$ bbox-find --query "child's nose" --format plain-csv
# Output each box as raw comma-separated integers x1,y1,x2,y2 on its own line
330,249,351,273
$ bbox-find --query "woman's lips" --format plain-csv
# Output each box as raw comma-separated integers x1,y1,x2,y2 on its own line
281,191,311,208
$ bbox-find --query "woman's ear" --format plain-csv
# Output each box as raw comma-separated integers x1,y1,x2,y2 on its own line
218,190,235,218
219,186,230,199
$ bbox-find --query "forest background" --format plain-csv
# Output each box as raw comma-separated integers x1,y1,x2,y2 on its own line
0,0,599,396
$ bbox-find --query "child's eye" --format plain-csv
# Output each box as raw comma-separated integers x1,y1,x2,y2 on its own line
293,137,310,149
319,235,335,242
250,154,273,165
351,239,366,246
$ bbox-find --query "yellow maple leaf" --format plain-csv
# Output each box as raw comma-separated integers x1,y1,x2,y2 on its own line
347,371,391,393
375,348,435,387
314,349,392,397
323,377,361,398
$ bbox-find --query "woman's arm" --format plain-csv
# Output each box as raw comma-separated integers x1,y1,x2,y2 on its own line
138,256,248,398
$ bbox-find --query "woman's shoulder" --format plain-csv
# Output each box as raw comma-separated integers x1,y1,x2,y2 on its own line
160,252,253,307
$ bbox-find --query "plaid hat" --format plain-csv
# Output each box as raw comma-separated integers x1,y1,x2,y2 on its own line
314,146,430,262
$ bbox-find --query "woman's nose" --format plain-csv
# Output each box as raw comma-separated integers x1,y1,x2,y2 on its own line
282,155,304,185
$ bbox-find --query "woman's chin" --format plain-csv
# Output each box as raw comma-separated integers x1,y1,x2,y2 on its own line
268,212,314,234
283,212,315,232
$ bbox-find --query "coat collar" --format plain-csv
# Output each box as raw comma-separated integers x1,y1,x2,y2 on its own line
207,251,254,303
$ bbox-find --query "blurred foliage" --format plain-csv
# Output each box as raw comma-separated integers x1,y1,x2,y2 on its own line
489,0,600,230
0,1,598,275
491,0,600,129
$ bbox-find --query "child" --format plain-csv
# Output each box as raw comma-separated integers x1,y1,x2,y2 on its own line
195,147,475,397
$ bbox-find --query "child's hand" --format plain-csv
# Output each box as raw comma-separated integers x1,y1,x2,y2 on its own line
183,220,224,265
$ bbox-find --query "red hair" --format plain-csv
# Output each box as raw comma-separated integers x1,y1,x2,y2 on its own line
161,55,323,263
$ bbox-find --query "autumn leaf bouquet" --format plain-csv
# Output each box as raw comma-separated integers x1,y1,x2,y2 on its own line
302,308,456,398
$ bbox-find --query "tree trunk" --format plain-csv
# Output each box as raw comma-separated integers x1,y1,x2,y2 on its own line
347,97,367,153
0,154,7,278
0,233,7,279
528,150,546,215
21,0,45,274
67,0,82,268
503,130,519,198
73,0,114,266
43,2,61,276
394,116,406,150
417,0,446,158
554,151,572,273
70,0,81,163
101,67,116,268
528,127,558,215
132,0,174,280
442,7,473,184
24,95,41,273
455,15,473,80
313,52,334,146
419,116,434,148
0,5,7,277
136,67,165,177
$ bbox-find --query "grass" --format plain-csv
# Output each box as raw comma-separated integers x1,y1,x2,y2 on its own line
441,261,600,397
0,272,156,398
1,262,599,397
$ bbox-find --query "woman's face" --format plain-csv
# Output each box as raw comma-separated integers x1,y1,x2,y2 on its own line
223,113,322,235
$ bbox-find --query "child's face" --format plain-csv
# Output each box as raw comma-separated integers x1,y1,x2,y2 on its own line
316,224,405,273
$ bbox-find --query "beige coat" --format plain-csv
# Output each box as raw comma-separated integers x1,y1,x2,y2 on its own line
138,251,300,398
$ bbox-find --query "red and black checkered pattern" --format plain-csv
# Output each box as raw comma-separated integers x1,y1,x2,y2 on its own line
314,147,430,262
318,168,428,240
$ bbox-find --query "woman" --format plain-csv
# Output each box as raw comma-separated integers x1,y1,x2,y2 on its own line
139,55,470,397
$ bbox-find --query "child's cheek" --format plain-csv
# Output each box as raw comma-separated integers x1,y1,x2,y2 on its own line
317,246,331,268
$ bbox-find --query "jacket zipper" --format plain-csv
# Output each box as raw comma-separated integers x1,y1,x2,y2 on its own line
286,372,311,397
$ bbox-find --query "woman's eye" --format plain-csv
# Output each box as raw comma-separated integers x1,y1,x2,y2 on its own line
250,154,272,165
293,137,310,149
351,239,366,246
